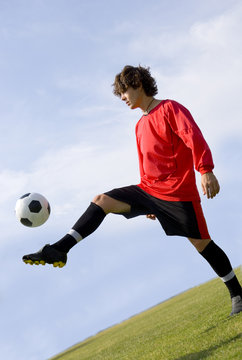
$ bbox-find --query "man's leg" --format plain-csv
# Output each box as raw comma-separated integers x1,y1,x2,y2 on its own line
93,194,131,214
22,194,131,267
52,194,131,252
188,238,242,315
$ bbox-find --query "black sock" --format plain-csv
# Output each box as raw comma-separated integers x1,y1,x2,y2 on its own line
200,240,242,298
52,202,106,253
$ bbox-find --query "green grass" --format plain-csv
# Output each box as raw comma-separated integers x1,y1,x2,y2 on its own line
51,267,242,360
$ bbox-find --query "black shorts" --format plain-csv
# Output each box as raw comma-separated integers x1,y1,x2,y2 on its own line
104,185,210,239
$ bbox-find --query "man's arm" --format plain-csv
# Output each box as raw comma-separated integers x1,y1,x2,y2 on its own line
201,172,220,199
165,101,215,175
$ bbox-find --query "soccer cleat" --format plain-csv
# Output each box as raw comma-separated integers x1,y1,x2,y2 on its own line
22,244,67,268
230,295,242,316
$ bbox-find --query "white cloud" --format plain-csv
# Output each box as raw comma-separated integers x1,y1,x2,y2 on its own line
0,127,139,246
123,3,242,146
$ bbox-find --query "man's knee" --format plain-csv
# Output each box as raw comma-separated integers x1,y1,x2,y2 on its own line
93,193,118,214
188,237,211,252
92,194,108,209
92,193,130,214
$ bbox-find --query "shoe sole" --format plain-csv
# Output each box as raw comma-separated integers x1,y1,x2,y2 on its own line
230,309,242,316
23,259,66,268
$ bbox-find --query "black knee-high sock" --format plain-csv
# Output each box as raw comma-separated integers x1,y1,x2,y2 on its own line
200,240,242,299
52,202,106,253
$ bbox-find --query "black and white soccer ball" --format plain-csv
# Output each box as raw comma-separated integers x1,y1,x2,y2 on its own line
15,193,51,227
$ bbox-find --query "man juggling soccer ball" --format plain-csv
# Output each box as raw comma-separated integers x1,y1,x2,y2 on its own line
23,65,242,316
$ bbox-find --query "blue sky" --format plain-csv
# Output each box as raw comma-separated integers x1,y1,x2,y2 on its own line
0,1,242,359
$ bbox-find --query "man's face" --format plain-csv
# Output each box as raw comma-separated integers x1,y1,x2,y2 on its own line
120,86,143,110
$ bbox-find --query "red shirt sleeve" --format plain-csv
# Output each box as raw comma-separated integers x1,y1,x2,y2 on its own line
165,100,214,174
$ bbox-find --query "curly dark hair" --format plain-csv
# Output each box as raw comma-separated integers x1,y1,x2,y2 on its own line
112,65,158,97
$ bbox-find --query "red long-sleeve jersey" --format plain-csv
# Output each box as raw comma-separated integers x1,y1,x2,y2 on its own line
136,99,214,201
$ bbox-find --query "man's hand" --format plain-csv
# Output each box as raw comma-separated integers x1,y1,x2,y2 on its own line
146,214,156,220
201,172,220,199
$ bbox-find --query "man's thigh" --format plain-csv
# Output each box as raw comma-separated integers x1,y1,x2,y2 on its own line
103,185,151,218
154,199,210,239
93,193,131,214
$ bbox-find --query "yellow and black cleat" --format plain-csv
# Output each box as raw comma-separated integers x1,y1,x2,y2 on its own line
53,261,65,268
24,259,46,266
22,244,67,268
24,259,34,265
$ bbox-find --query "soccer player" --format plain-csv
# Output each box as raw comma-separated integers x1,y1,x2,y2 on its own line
23,65,242,316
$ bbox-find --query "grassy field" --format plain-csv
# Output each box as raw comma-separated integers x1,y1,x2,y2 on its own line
51,267,242,360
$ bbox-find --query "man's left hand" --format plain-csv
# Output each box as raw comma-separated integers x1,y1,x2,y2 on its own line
201,172,220,199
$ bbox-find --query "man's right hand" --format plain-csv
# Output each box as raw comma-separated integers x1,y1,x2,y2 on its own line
146,214,156,220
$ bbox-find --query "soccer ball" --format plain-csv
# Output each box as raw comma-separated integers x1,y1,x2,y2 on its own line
15,193,51,227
